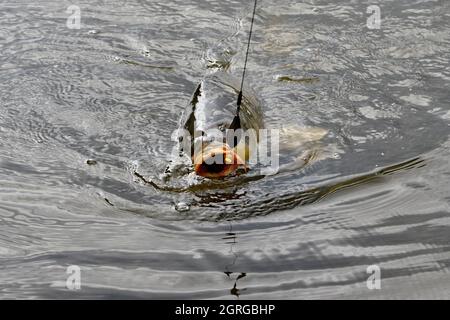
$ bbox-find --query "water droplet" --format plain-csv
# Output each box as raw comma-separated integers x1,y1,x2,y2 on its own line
175,202,190,212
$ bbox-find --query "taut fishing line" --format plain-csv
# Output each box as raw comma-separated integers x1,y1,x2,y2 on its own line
230,0,258,130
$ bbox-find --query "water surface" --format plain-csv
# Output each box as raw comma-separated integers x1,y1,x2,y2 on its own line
0,0,449,298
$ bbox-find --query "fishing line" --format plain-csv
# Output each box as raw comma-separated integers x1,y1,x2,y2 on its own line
230,0,258,129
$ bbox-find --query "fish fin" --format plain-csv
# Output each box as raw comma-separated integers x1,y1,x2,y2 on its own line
229,91,243,131
279,126,328,151
277,149,320,173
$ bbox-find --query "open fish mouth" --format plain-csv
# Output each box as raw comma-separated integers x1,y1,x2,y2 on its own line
193,143,245,178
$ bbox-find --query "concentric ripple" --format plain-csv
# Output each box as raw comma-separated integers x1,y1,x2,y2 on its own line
0,0,449,299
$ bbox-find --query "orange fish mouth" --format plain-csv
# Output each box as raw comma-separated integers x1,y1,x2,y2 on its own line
193,144,245,178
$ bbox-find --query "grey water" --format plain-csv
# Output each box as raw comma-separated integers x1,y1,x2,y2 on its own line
0,0,449,299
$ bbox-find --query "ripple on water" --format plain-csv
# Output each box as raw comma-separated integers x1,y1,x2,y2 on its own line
0,0,449,299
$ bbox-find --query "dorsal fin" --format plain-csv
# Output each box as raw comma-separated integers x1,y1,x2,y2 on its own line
229,91,242,130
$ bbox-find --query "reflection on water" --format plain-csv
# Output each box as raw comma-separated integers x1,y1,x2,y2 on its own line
0,0,449,298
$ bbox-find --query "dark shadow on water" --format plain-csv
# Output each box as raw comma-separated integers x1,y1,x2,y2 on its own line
223,223,247,298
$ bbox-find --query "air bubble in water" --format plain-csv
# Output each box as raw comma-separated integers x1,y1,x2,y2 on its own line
175,202,190,212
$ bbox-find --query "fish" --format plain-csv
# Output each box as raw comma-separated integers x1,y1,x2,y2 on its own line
178,68,264,179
